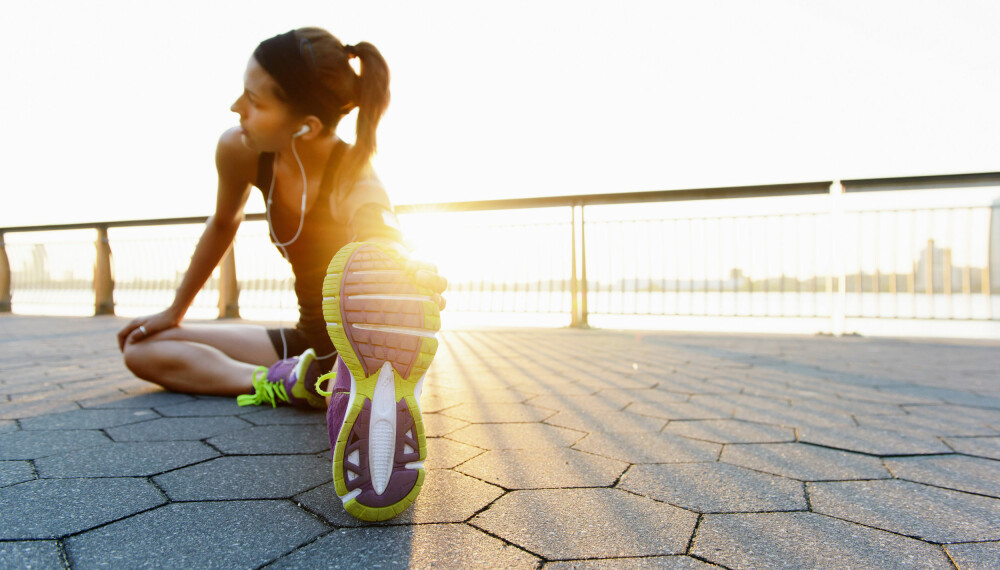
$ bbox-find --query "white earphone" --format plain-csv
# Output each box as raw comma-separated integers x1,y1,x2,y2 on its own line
293,124,310,138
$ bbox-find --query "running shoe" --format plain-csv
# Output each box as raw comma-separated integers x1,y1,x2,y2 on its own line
319,242,440,521
236,348,327,409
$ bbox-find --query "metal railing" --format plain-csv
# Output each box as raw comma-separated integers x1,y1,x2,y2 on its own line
2,172,998,336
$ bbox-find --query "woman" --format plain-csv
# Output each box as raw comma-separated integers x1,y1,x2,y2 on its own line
117,28,446,521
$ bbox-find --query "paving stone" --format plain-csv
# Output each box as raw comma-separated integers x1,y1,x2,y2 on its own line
77,390,196,409
905,405,1000,427
0,400,80,420
945,436,1000,460
797,425,952,456
422,412,469,437
154,397,246,416
0,477,166,539
66,500,328,569
599,389,691,409
457,447,628,489
721,443,891,481
732,404,857,428
619,463,806,513
297,469,503,526
854,413,998,437
663,419,794,444
945,542,1000,570
625,401,732,421
0,460,35,487
0,540,65,569
441,402,555,423
19,408,158,430
206,424,330,454
238,406,326,425
423,437,483,469
809,480,1000,543
545,409,667,433
0,430,111,460
154,455,330,500
34,441,219,478
472,488,697,560
106,416,251,441
266,523,539,569
885,455,1000,498
527,393,630,412
447,423,585,450
545,557,720,569
691,512,953,569
573,432,720,464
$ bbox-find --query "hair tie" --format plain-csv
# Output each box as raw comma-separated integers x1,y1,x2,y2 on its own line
344,44,356,58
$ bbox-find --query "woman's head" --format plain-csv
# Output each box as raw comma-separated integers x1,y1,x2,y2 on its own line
233,27,390,195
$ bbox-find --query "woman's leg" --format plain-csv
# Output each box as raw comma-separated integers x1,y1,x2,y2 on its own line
122,323,281,396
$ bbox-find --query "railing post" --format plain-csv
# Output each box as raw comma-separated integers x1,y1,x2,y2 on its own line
579,203,589,328
218,243,240,319
0,232,11,313
570,205,580,327
94,225,115,315
829,180,846,335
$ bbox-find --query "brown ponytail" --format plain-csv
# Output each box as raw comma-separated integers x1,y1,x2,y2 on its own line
292,28,390,204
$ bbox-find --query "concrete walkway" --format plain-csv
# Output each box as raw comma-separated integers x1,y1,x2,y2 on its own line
1,315,999,569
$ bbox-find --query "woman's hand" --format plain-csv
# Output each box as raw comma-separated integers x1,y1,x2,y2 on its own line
117,309,182,352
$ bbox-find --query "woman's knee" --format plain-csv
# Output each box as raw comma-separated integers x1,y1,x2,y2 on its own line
123,341,169,384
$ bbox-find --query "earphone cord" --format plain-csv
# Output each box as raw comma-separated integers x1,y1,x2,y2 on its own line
265,135,336,362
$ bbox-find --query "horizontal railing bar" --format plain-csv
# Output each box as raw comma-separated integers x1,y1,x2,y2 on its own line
5,171,998,234
842,172,1000,192
395,182,831,214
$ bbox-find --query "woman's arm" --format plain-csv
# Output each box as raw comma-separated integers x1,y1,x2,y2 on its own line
118,128,255,349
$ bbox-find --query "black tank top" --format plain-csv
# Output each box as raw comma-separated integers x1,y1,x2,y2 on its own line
254,144,350,366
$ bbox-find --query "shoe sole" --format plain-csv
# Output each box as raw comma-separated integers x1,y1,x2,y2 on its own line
322,242,440,521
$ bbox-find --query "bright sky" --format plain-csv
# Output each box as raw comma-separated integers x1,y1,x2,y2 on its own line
1,0,998,228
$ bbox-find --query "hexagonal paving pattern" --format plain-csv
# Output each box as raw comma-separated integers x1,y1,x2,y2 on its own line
809,480,1000,543
206,424,330,454
797,425,952,456
296,469,503,525
885,454,1000,498
106,416,251,441
721,443,891,481
6,317,1000,566
472,488,698,560
0,429,111,460
573,432,720,464
457,447,628,489
691,512,953,568
619,462,806,513
34,441,219,477
66,501,328,568
662,419,795,444
265,523,539,568
944,436,1000,460
446,422,585,450
0,477,166,539
153,455,330,500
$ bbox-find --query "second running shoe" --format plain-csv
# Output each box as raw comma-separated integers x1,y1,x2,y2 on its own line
319,242,440,521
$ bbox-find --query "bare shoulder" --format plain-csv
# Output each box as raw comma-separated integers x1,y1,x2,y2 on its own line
215,127,258,188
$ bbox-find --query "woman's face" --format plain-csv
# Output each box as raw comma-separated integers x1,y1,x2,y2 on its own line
230,57,300,152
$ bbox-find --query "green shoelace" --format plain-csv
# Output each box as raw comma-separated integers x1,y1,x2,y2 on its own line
237,366,291,407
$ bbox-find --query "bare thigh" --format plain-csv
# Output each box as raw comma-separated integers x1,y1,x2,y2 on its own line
143,323,280,366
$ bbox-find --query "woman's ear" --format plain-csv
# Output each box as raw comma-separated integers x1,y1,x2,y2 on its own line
298,116,325,140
